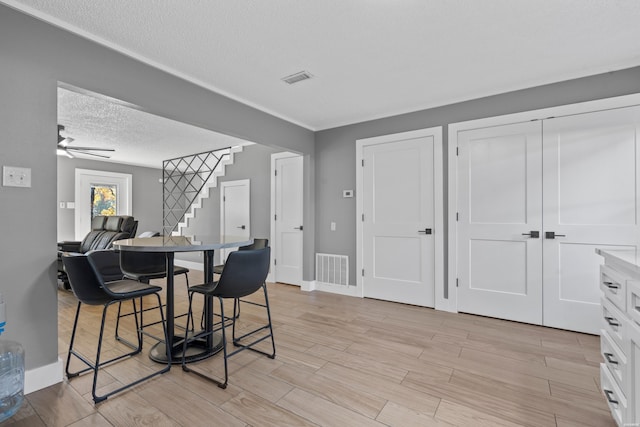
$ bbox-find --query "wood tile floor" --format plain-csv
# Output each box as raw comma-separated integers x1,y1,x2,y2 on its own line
2,271,615,426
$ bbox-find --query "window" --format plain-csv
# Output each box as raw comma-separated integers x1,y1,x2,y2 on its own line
91,184,117,218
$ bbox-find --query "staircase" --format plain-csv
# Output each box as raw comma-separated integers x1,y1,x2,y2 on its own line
163,146,243,241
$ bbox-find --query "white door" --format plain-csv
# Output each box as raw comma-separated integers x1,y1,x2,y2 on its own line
361,133,436,307
273,154,303,285
457,122,544,324
75,169,132,240
542,107,640,333
455,105,640,333
220,179,250,262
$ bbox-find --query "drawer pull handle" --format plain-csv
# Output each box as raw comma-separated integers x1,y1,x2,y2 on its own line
604,352,618,365
604,389,619,405
605,317,620,327
603,281,620,290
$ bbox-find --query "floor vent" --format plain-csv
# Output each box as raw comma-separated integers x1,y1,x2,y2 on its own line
315,253,349,286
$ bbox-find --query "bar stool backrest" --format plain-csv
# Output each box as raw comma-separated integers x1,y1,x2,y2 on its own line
215,247,270,299
62,254,113,306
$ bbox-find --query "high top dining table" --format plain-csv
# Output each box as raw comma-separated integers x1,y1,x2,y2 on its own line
113,235,253,364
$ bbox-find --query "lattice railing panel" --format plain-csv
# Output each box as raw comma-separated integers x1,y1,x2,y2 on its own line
162,147,231,236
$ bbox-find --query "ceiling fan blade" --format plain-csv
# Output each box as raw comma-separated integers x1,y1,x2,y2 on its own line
67,149,112,159
65,146,115,152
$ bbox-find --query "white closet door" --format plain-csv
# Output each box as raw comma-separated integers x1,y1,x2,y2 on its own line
542,106,640,334
220,179,250,263
274,155,304,286
362,134,435,307
457,121,543,324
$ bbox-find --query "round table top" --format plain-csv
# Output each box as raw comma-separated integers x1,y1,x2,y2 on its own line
113,235,254,252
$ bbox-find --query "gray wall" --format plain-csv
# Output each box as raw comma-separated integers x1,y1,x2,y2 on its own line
0,4,313,374
57,157,163,241
315,66,640,287
178,144,280,263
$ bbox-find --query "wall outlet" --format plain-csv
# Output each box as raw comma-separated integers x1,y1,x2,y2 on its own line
330,221,336,231
3,166,31,188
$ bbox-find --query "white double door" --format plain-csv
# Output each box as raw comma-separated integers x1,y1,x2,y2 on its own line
457,106,640,334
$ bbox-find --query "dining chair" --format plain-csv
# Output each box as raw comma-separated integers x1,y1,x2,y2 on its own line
212,238,269,274
181,246,274,388
115,249,192,345
62,250,171,404
211,238,268,323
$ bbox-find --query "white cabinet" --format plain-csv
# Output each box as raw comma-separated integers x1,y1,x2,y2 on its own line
598,248,640,426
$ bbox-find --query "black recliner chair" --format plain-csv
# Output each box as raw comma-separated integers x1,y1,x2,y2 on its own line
57,215,137,288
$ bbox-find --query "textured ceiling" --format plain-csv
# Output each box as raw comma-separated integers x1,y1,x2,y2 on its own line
57,87,249,169
4,0,640,131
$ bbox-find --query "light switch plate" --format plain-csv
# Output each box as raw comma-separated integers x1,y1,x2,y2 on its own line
343,189,353,198
3,166,31,188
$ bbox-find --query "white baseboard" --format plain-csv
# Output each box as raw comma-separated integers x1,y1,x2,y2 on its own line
301,280,316,291
25,358,63,394
174,259,203,272
302,280,361,297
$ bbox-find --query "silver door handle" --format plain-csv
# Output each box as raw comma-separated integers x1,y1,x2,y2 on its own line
522,231,539,238
237,225,246,230
294,226,303,230
418,228,432,234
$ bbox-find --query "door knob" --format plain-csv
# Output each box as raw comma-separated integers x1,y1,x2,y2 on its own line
237,225,246,230
522,231,539,238
294,226,303,230
545,231,566,239
418,228,432,234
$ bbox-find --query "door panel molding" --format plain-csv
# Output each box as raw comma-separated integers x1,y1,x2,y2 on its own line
449,92,640,326
356,127,443,308
270,152,303,285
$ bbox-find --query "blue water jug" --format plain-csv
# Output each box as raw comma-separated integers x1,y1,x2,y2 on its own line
0,339,24,422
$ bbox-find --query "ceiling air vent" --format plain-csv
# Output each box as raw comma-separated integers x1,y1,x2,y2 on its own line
282,71,313,85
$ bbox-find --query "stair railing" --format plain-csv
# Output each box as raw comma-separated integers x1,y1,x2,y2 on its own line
162,147,231,237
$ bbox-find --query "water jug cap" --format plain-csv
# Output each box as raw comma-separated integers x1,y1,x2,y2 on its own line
0,292,5,335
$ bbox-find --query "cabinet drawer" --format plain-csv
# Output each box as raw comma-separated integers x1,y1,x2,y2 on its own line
600,329,627,391
601,265,627,312
627,319,640,425
600,363,627,427
602,297,626,350
628,280,640,326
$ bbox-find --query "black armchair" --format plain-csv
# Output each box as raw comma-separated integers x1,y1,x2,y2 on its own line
57,215,137,288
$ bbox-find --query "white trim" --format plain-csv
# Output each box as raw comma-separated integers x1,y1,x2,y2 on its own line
300,280,360,297
220,179,251,264
301,280,316,292
174,259,203,272
356,127,444,307
270,152,303,286
25,358,63,395
74,168,133,240
447,91,640,315
0,1,314,131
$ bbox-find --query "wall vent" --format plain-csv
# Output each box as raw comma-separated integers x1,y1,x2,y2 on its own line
282,71,313,85
315,253,349,286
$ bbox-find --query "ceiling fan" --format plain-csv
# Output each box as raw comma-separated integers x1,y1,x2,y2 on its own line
57,124,115,159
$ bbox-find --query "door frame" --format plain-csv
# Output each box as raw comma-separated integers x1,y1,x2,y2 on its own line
220,179,250,264
448,92,640,314
356,127,444,307
74,168,132,240
269,151,303,284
